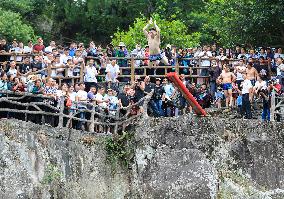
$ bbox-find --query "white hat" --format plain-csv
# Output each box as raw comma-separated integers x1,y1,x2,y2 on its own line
118,42,126,47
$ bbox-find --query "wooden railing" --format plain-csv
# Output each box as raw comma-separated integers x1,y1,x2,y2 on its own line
0,90,153,134
0,53,242,85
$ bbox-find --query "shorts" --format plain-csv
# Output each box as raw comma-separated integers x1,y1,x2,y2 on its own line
250,79,256,86
222,83,232,90
149,54,162,62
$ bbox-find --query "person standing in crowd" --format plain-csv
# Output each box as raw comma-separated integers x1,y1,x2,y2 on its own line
105,59,120,88
33,37,45,53
254,56,271,82
76,82,88,130
240,73,253,119
234,59,247,88
150,77,165,117
45,41,56,53
143,18,169,67
276,58,284,88
84,58,98,92
218,64,236,109
209,59,221,98
246,62,258,86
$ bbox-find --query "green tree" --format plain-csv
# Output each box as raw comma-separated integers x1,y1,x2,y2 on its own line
112,14,201,50
202,0,284,47
0,9,35,42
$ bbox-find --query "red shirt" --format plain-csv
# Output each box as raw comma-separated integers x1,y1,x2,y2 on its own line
33,44,45,52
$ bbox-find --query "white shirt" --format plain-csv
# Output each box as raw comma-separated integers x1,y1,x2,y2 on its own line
242,79,252,94
45,46,55,53
198,51,212,67
105,64,120,82
276,63,284,76
10,47,23,62
24,46,32,54
254,80,267,91
60,54,72,64
84,65,98,83
77,90,88,101
8,68,17,76
95,93,107,108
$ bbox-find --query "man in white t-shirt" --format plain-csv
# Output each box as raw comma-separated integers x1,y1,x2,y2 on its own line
7,61,18,77
24,40,33,54
198,45,212,84
241,73,253,119
76,83,88,130
84,58,98,92
276,58,284,88
106,60,120,87
95,87,109,109
45,41,56,53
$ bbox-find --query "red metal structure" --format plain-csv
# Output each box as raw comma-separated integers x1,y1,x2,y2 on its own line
167,72,207,116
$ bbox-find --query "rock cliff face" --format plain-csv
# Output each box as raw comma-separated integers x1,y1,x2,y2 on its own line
1,115,284,199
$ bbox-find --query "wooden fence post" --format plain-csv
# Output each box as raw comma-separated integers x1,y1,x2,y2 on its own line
113,106,120,134
270,90,275,122
80,63,84,82
47,63,51,78
89,108,95,133
131,57,135,83
175,56,179,75
58,96,65,128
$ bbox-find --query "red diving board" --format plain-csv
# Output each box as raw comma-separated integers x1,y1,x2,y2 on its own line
167,72,207,116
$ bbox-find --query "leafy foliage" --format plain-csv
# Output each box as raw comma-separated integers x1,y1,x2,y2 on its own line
105,132,135,170
0,0,283,47
0,9,35,42
112,14,201,49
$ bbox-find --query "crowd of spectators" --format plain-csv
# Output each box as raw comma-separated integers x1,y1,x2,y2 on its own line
0,37,284,132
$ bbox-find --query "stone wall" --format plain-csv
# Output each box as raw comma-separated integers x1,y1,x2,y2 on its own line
1,115,284,199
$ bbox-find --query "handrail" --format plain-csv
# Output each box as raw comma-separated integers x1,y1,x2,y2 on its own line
0,53,245,85
0,89,153,134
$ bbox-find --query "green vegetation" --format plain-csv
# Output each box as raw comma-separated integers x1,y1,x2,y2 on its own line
0,0,283,47
105,132,135,171
42,163,63,185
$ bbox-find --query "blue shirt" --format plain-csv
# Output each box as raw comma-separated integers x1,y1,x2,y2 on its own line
164,84,174,99
69,48,76,57
237,95,242,106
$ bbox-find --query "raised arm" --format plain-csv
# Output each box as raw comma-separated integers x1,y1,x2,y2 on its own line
154,20,160,34
143,18,153,37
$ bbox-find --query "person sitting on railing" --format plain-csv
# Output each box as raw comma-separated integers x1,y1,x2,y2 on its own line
33,37,45,53
84,58,98,92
